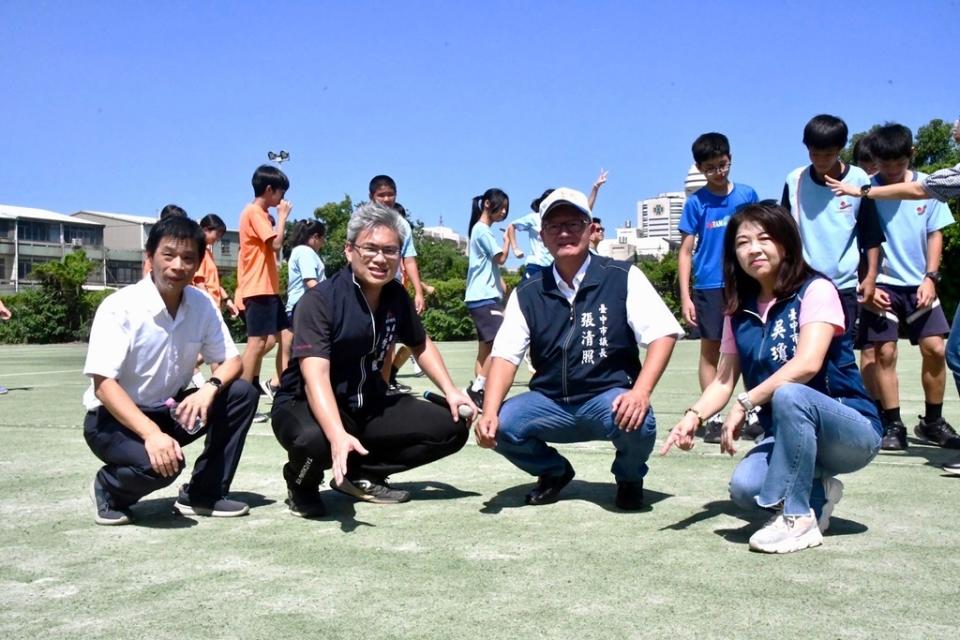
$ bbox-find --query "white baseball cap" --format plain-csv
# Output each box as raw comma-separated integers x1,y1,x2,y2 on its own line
538,187,592,220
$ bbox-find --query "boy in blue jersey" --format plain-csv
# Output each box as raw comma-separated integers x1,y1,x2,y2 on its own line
856,124,958,452
679,133,759,443
781,114,884,337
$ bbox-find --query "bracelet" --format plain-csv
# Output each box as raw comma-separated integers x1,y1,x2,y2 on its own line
684,407,704,427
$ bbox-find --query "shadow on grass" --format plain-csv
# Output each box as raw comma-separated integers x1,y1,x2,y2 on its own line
479,479,671,514
229,491,276,509
893,437,960,470
315,492,376,533
391,480,481,500
661,499,868,544
130,498,198,529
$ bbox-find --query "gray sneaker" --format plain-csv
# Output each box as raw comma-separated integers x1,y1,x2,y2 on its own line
749,509,823,554
174,486,249,517
89,478,131,526
331,477,411,504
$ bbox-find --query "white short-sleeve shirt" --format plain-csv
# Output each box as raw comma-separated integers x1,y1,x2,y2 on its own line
82,278,240,410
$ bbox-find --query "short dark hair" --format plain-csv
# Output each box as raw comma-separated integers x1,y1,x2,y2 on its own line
159,204,187,220
199,213,226,233
592,217,602,225
252,164,289,197
369,175,397,195
146,215,206,258
723,202,817,314
692,132,731,163
870,123,914,161
852,134,877,167
802,114,848,150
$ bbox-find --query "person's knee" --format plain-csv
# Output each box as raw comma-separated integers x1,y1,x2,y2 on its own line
229,379,259,408
728,470,760,511
876,342,897,366
920,338,946,362
771,383,804,409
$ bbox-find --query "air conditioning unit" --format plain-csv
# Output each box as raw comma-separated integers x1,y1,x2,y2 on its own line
71,238,83,247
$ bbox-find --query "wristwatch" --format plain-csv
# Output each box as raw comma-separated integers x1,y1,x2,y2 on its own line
205,377,223,393
736,392,755,413
860,184,872,198
924,271,941,284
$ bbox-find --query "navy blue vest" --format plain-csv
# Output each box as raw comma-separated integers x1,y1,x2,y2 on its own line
731,277,881,436
517,256,640,404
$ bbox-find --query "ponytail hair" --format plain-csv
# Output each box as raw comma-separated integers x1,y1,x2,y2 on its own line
199,213,226,233
290,219,327,248
530,188,555,213
468,188,509,236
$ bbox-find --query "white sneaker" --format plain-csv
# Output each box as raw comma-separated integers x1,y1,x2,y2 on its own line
748,509,823,554
818,476,844,533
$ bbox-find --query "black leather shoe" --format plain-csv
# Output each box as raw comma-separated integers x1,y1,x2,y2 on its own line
615,480,644,511
525,460,575,505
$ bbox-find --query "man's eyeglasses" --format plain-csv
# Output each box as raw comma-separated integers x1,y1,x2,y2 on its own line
352,243,401,260
702,162,732,176
543,219,588,235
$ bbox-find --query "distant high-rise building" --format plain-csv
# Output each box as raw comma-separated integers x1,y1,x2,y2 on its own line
684,163,707,197
636,192,685,242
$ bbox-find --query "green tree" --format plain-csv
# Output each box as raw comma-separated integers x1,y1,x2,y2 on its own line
635,252,681,320
313,195,354,276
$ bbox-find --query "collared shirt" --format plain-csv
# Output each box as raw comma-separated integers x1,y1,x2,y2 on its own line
82,277,239,411
492,254,684,364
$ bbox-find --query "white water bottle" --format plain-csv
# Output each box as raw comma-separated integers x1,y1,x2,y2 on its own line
164,398,204,434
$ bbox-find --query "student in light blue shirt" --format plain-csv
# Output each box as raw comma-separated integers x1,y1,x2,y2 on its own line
464,188,510,407
279,220,326,387
506,206,552,278
857,123,957,453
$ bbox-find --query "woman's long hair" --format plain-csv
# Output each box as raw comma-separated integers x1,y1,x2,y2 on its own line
722,202,816,314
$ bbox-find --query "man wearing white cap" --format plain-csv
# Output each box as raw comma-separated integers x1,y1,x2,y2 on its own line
475,187,683,509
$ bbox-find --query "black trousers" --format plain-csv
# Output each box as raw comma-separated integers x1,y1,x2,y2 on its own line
83,380,259,509
271,394,469,492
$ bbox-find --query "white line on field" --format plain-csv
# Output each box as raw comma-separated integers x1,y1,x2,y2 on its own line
0,369,83,377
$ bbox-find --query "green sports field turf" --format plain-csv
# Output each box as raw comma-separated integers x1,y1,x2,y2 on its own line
1,341,959,639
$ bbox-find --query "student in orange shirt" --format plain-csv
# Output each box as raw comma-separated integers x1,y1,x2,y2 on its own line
235,165,291,389
194,214,239,318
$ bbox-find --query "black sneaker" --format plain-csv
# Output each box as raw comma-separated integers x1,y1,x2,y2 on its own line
702,417,722,444
741,418,765,442
174,486,250,517
615,480,644,511
89,477,132,526
943,456,960,476
331,477,411,504
285,488,326,518
881,421,908,451
466,386,485,413
386,381,412,396
914,416,960,449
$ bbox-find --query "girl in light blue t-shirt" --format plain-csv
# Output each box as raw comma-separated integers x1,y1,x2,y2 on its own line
464,188,510,406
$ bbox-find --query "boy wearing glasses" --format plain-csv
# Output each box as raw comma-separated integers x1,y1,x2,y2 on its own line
780,114,884,339
678,132,758,443
270,203,474,516
474,188,683,510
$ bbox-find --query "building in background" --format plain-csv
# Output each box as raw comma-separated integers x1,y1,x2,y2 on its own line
0,204,107,292
422,217,468,253
72,210,239,286
636,192,685,243
684,163,707,197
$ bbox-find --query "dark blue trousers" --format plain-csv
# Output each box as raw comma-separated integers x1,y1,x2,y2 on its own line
84,380,258,509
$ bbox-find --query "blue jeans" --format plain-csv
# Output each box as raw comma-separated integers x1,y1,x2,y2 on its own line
728,383,880,517
494,388,656,482
945,303,960,395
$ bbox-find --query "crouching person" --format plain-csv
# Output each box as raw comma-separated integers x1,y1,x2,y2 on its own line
474,188,683,510
270,203,474,518
84,215,259,525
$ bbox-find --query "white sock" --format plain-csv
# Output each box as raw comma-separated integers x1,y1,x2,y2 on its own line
471,375,486,392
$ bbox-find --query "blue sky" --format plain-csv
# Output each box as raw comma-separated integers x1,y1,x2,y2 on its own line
2,1,958,246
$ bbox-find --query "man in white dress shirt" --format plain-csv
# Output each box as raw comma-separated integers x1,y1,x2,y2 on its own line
474,188,683,510
83,216,259,525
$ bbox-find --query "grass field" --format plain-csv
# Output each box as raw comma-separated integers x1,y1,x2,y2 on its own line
1,341,959,639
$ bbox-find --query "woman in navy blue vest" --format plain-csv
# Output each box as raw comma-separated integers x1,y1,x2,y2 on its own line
662,202,881,554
